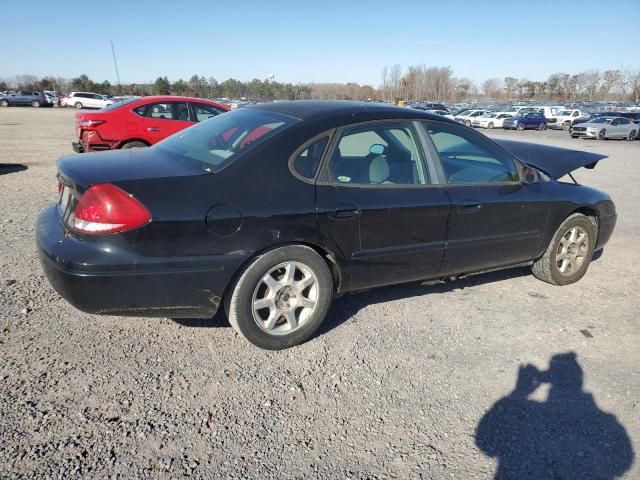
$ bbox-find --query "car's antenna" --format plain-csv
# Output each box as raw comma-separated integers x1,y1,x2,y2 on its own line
110,41,122,95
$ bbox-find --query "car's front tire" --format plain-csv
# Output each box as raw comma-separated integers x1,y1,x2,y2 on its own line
226,245,333,350
598,129,606,140
0,100,9,107
31,100,41,108
517,123,525,131
563,121,571,131
487,122,494,129
532,213,596,286
628,130,636,141
74,102,83,109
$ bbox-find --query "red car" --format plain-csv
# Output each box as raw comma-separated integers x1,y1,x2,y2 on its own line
72,96,229,152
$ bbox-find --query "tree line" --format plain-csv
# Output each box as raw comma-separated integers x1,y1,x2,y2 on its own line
2,66,639,102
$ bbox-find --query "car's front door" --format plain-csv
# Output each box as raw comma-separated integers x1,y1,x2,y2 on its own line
316,121,451,290
17,91,31,105
139,101,193,143
422,120,551,275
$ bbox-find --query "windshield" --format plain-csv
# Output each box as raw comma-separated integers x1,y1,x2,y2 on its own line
557,110,572,116
100,97,140,111
589,118,613,124
154,108,298,172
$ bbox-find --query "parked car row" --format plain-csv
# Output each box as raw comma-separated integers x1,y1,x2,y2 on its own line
449,105,640,139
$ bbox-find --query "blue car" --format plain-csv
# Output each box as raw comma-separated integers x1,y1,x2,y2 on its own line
502,112,547,131
0,90,50,107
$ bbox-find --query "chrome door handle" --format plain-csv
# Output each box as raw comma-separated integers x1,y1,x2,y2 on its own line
147,127,161,132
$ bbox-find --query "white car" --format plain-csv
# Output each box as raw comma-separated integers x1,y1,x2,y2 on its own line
61,92,113,109
547,109,587,130
472,112,513,129
454,110,489,126
570,116,638,140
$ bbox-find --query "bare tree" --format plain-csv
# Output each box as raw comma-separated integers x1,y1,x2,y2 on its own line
481,78,502,99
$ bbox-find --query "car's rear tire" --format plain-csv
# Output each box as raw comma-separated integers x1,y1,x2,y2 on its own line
31,101,41,108
0,100,8,107
628,130,636,141
74,102,83,109
598,129,606,140
517,123,525,131
487,122,494,129
532,213,596,286
539,123,547,131
121,141,148,149
226,245,333,350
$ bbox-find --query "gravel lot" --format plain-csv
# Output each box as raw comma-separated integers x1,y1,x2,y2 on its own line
1,107,638,479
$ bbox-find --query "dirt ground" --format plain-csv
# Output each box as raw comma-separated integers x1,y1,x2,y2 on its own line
0,107,638,479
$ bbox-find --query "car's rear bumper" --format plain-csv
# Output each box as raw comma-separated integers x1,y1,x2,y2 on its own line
36,205,232,319
73,130,119,152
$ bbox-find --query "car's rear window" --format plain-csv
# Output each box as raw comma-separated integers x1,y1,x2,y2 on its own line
99,97,140,111
154,108,298,173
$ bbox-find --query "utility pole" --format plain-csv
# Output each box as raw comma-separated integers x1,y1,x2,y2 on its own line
111,41,121,95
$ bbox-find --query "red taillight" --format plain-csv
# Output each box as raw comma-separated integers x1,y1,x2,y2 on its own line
71,183,151,234
79,119,105,129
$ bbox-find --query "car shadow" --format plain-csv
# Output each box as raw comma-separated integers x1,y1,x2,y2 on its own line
173,250,607,335
171,266,533,331
0,164,28,175
316,266,532,337
476,352,634,479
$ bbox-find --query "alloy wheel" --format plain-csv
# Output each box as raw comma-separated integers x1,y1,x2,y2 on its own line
556,226,589,276
251,261,319,335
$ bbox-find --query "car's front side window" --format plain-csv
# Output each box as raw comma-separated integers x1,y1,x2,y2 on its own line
329,123,428,185
193,103,225,122
424,121,519,184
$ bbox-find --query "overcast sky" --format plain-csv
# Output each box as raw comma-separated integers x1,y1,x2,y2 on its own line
3,0,637,85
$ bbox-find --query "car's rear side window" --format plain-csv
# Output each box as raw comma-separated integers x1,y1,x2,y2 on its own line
329,123,428,185
291,136,329,180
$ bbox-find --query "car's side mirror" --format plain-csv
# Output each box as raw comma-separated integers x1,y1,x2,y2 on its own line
522,166,539,184
369,144,385,155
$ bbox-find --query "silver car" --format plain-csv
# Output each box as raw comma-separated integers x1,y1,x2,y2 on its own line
570,116,638,140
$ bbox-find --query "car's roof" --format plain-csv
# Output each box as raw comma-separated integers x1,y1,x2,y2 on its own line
248,100,455,124
129,96,228,108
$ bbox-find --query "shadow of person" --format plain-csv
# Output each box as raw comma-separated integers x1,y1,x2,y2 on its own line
476,352,634,479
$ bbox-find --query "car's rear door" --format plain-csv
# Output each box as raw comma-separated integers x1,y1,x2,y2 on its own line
138,101,193,143
421,120,551,275
316,120,451,290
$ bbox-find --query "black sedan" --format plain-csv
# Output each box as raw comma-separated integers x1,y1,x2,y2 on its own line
37,101,617,349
